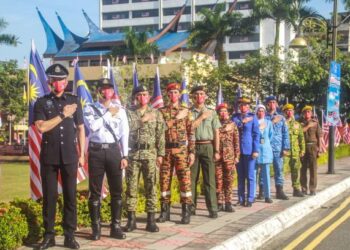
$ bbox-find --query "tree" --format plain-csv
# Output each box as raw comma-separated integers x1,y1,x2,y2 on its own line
189,3,256,66
0,61,26,120
0,18,19,46
110,28,159,63
252,0,315,94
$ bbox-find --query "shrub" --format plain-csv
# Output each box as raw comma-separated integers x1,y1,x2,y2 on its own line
0,203,29,250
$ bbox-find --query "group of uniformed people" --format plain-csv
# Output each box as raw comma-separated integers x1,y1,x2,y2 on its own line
34,64,322,249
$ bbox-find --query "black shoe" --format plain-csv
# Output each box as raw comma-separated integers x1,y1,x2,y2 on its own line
157,203,170,223
225,202,235,212
293,189,305,197
265,198,273,203
309,191,316,196
302,190,308,196
235,201,245,206
245,202,253,207
276,185,289,200
257,185,264,200
38,236,55,250
145,212,159,232
88,200,101,240
218,203,224,211
209,211,218,218
181,204,191,224
110,200,126,239
63,236,80,249
190,204,196,215
123,211,137,232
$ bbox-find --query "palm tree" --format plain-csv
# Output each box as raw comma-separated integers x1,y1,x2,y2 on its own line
189,3,256,66
0,18,19,46
111,28,159,63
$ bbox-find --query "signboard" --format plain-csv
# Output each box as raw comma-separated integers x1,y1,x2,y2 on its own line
326,61,341,126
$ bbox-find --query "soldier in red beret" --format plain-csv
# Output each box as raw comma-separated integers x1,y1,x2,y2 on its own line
215,103,240,212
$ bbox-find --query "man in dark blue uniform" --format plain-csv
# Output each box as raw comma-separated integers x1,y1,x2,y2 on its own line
232,97,260,207
34,64,85,249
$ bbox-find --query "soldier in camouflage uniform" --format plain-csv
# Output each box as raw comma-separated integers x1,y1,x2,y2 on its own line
157,83,195,224
215,103,240,212
282,103,306,197
125,85,165,233
300,105,322,196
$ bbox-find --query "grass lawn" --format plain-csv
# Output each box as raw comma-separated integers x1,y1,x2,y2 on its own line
0,162,88,203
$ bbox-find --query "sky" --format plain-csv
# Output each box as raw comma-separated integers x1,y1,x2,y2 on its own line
0,0,346,68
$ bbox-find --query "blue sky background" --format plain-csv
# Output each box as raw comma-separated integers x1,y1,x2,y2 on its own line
0,0,346,67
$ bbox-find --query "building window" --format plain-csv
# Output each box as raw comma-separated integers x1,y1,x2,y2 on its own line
132,24,158,32
163,6,191,16
103,11,129,20
229,34,260,43
196,5,215,13
132,9,158,18
78,61,89,67
103,27,126,33
228,50,257,60
132,0,157,2
103,0,129,5
236,2,252,10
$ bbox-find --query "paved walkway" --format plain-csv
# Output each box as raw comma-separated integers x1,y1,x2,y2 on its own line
21,157,350,250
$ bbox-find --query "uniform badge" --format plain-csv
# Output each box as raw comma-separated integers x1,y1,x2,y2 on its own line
46,99,54,108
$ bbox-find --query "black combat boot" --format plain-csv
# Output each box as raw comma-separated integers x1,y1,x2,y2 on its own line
145,212,159,232
217,203,224,211
190,203,196,215
293,188,305,197
88,200,101,240
157,203,170,223
225,202,235,212
110,200,126,239
257,185,264,200
123,211,137,232
265,197,273,203
276,185,289,200
38,235,55,250
181,204,191,224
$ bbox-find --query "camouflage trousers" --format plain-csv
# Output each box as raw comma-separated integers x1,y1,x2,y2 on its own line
160,147,192,204
284,157,302,189
126,158,157,212
215,160,235,204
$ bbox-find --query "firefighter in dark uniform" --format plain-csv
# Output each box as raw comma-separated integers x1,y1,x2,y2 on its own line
34,64,85,250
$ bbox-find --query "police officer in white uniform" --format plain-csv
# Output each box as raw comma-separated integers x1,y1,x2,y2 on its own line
83,78,129,240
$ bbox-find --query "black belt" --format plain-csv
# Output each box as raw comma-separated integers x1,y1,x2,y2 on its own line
89,142,118,150
165,141,187,149
195,140,213,145
132,143,154,150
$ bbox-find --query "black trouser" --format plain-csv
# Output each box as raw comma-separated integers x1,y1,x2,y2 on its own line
40,162,78,237
88,146,123,203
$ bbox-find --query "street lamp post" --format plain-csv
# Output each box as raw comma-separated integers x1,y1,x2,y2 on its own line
289,0,350,174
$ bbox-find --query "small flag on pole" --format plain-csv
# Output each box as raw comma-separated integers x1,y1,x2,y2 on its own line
180,77,190,107
151,67,164,109
107,59,121,105
132,63,139,91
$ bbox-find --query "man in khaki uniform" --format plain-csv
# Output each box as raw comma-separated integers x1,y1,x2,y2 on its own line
300,105,322,196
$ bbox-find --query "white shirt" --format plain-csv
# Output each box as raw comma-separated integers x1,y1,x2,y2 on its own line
84,101,129,157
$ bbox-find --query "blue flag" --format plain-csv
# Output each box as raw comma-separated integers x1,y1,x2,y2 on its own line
75,63,93,109
180,77,190,107
133,63,139,91
107,59,121,104
216,83,224,106
151,67,164,109
28,40,49,125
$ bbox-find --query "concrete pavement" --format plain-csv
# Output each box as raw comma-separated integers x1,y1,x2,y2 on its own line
20,157,350,250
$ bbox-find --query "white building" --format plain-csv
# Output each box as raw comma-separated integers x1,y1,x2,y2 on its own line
99,0,295,63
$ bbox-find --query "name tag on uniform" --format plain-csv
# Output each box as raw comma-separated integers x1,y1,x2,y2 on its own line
260,138,265,144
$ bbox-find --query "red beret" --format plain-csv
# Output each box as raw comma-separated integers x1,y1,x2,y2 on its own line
166,82,180,92
216,103,229,111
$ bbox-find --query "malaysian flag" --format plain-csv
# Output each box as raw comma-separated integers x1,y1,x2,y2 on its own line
107,59,121,105
75,63,109,198
216,83,224,106
28,40,50,200
132,63,139,91
180,77,190,107
151,67,164,109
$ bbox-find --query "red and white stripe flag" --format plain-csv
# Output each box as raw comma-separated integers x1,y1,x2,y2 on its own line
151,67,164,109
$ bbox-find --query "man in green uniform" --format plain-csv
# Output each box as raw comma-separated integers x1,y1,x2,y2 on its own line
158,83,195,224
300,105,322,196
125,85,165,232
282,103,305,197
190,86,221,218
